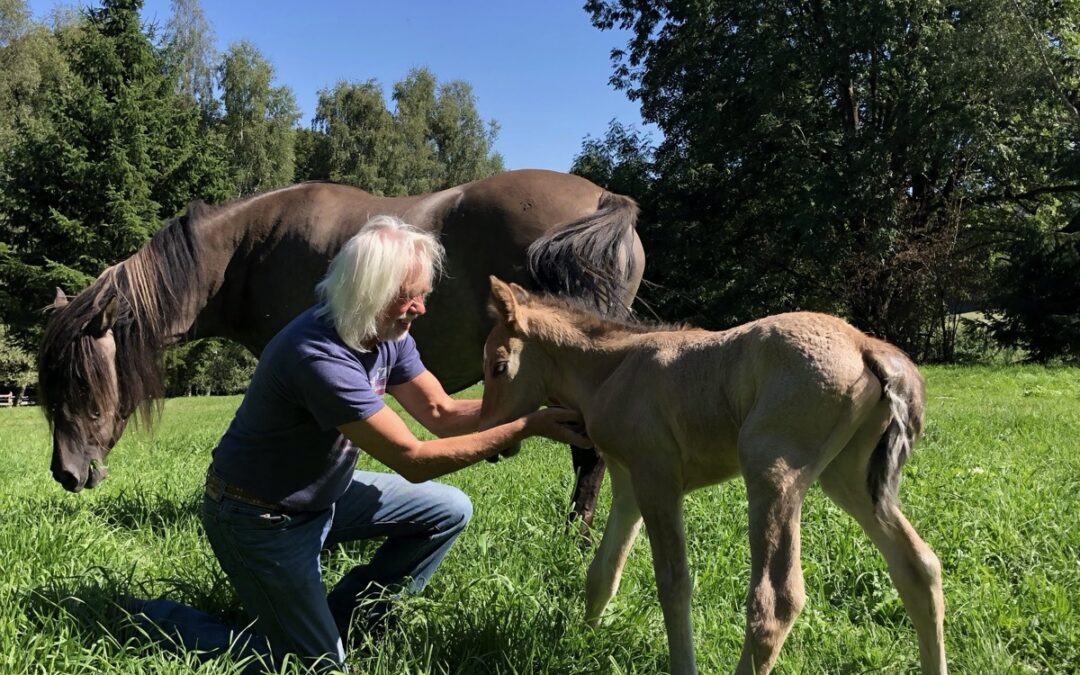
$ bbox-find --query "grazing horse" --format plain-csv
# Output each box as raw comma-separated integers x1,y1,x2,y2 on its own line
479,278,946,675
37,171,645,531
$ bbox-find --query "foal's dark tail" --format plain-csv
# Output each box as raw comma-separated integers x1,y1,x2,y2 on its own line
863,348,926,519
526,191,641,320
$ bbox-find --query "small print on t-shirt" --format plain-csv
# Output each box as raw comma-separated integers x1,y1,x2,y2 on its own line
371,366,389,395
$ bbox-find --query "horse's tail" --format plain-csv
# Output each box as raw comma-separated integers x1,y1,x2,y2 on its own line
526,191,641,319
863,346,926,519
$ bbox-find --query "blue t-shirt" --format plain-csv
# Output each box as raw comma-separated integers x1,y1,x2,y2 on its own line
211,305,426,511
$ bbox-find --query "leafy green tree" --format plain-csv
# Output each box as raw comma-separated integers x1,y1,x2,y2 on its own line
308,68,503,195
586,0,1080,360
164,338,255,396
0,0,229,341
429,78,503,187
573,120,653,201
161,0,216,115
0,0,69,150
311,79,396,193
988,226,1080,362
293,126,331,182
218,40,300,196
387,68,443,194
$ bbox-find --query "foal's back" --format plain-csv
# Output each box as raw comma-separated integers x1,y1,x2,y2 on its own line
594,312,897,488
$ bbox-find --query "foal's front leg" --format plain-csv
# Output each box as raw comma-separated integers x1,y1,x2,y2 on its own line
632,470,697,675
585,460,643,626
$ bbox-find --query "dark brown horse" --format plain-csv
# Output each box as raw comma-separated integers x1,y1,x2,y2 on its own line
37,170,644,529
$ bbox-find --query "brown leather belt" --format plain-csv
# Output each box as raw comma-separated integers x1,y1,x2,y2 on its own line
205,471,287,513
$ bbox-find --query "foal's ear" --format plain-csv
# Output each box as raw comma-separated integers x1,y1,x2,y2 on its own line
508,281,529,303
488,276,527,333
53,287,69,309
86,297,119,337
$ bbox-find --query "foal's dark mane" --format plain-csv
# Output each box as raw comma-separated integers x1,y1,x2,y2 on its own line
38,197,240,429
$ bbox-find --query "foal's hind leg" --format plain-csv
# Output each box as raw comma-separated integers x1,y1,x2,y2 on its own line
819,456,946,674
736,457,812,675
585,460,643,626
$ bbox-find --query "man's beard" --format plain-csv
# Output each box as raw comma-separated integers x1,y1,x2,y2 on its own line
376,313,417,343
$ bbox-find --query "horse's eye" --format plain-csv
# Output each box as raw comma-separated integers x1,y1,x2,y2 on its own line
90,410,101,420
493,362,509,377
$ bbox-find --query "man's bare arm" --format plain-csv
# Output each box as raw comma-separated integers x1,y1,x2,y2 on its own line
388,370,482,437
338,405,590,484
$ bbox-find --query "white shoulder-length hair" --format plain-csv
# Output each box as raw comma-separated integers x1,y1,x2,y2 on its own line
315,215,445,351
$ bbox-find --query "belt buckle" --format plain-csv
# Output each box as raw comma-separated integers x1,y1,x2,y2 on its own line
205,472,225,502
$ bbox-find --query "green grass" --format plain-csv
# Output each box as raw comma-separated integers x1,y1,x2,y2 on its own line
1,365,1078,674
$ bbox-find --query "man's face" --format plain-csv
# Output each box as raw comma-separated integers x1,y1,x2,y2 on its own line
376,270,431,343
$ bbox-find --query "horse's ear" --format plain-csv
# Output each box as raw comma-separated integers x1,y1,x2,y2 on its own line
488,276,527,333
86,297,118,337
53,288,69,309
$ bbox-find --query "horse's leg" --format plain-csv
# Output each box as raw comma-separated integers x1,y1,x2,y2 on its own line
585,460,642,626
736,455,811,675
632,470,696,675
819,455,946,674
568,445,606,541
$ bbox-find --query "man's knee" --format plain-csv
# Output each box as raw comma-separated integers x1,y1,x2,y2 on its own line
426,482,472,533
443,484,473,530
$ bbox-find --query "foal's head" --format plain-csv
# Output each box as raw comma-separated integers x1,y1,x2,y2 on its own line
478,277,557,431
38,287,130,491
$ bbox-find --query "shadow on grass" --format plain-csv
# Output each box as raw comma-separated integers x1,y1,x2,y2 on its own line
22,568,151,647
9,489,202,536
354,594,660,675
93,490,202,534
19,568,265,672
22,565,249,636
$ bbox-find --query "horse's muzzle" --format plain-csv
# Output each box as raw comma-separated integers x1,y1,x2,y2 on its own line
51,441,108,492
52,466,83,492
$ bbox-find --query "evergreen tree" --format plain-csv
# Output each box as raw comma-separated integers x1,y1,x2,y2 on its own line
0,0,229,341
0,322,34,398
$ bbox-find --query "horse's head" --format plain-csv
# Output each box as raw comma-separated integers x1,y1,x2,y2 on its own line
38,288,129,492
479,277,553,434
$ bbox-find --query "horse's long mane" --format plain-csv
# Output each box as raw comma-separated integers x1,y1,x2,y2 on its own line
38,200,215,430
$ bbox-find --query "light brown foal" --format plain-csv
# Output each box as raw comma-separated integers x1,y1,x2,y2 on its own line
479,278,946,675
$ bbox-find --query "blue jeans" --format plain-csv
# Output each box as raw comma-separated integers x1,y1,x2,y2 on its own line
136,470,472,672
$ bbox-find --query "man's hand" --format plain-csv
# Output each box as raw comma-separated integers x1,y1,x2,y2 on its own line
524,406,593,449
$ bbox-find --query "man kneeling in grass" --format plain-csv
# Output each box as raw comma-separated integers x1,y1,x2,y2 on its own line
127,215,590,672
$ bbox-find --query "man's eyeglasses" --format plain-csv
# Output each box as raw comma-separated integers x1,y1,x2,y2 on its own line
395,290,430,304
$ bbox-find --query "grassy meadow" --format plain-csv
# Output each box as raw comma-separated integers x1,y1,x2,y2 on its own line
0,365,1077,674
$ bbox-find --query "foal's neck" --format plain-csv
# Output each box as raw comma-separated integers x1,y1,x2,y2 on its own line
542,335,638,415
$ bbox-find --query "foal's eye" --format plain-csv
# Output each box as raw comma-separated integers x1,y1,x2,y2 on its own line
90,410,101,420
493,362,509,377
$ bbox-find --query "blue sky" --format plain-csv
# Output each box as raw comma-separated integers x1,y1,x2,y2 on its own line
27,0,654,172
